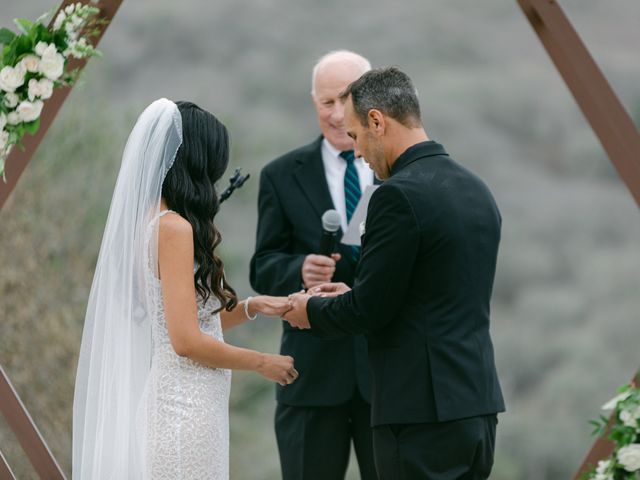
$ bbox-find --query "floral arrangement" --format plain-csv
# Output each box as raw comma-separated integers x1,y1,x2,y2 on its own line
0,3,102,178
584,382,640,480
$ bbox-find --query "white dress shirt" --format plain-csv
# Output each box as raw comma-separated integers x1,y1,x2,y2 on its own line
321,138,374,233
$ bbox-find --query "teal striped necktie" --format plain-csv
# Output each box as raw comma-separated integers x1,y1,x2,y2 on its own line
340,150,362,261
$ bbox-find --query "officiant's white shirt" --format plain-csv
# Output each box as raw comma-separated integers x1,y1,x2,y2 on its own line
322,138,374,233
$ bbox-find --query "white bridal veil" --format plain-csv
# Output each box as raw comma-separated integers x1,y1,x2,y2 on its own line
73,99,182,479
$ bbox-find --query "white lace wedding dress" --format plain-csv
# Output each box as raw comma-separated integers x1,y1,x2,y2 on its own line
141,210,232,479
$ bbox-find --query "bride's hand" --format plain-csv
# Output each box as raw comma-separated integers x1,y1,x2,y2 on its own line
251,295,292,317
309,282,351,298
257,353,299,386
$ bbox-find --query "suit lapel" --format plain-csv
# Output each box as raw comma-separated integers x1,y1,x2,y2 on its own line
293,136,335,220
293,137,358,272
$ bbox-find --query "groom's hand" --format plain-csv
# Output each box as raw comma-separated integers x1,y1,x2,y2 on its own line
309,282,351,298
284,292,311,329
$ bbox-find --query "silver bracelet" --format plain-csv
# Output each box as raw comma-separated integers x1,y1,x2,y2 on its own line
244,296,258,321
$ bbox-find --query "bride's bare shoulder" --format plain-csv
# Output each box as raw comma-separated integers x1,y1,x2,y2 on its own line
158,212,193,249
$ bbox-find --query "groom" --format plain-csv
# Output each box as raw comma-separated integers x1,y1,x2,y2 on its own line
285,67,505,479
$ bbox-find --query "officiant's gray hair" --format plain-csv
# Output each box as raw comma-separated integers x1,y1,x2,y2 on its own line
339,67,422,128
311,50,371,96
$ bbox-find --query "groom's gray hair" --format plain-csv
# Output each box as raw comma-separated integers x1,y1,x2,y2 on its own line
340,67,422,128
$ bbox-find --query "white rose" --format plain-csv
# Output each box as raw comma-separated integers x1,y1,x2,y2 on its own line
620,406,640,428
16,100,44,123
0,130,8,151
0,65,26,93
28,78,54,101
53,11,66,31
0,130,8,146
3,92,19,108
65,22,78,40
618,444,640,472
7,112,21,125
65,4,75,15
620,410,635,428
594,459,612,479
39,45,65,80
71,14,84,29
20,55,41,73
0,113,6,131
38,79,53,100
35,41,50,56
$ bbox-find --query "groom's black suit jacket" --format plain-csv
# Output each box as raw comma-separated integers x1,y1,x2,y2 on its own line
308,141,505,426
250,136,371,406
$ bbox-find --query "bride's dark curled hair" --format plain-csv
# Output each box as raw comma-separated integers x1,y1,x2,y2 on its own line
162,101,238,312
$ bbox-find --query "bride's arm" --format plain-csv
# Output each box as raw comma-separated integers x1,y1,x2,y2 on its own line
220,296,290,331
158,215,298,385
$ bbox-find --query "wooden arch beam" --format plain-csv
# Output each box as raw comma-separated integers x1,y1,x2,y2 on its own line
517,0,640,208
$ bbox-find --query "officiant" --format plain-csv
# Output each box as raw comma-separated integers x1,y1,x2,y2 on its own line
249,50,378,480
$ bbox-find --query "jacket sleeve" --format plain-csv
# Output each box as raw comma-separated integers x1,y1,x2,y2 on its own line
308,183,419,336
250,167,306,296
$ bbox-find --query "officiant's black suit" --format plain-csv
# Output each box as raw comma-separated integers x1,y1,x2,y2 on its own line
250,136,377,480
308,141,506,480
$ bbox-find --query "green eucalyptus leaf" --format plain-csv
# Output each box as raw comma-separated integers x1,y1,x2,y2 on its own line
0,28,16,46
13,19,34,36
15,124,26,138
14,35,33,57
33,23,49,40
35,8,55,26
24,118,41,135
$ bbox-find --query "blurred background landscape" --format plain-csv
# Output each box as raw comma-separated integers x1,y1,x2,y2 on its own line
1,0,639,478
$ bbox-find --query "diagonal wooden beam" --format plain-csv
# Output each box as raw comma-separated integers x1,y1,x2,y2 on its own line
0,366,65,479
0,0,124,212
517,0,640,208
0,449,17,480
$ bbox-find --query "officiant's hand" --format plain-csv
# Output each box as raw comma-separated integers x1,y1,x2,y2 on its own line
309,282,351,298
302,253,341,288
283,292,311,329
251,295,292,317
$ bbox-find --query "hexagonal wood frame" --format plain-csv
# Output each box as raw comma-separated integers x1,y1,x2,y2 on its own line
0,0,637,478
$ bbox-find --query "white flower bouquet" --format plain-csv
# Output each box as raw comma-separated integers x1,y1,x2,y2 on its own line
0,3,102,178
583,382,640,480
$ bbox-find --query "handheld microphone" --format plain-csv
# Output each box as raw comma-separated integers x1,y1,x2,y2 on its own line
319,209,341,256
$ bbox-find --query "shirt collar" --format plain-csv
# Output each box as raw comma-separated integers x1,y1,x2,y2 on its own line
323,138,368,167
322,138,342,159
390,141,448,176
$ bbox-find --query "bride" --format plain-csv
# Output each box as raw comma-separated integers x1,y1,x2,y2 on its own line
72,98,297,479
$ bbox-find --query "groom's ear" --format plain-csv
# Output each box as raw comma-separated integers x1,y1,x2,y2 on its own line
367,109,385,136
